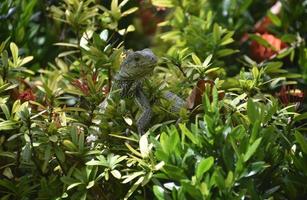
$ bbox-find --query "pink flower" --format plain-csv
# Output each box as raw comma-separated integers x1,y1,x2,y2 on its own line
250,33,287,61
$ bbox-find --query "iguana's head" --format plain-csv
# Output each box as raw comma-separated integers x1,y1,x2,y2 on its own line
116,48,157,80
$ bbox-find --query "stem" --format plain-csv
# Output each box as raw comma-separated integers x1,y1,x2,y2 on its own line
14,137,21,175
175,63,187,78
52,143,67,175
28,121,45,176
108,65,112,91
76,25,84,63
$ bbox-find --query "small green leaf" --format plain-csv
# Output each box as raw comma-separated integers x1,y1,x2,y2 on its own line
249,34,276,51
247,99,260,122
86,160,101,166
203,54,212,68
54,146,65,163
86,181,95,189
225,171,233,188
49,135,58,142
216,49,238,57
294,131,307,154
19,56,33,66
123,116,133,126
196,157,214,180
111,170,121,179
192,53,202,65
10,42,18,65
244,137,262,162
179,124,199,146
99,30,108,41
122,171,145,184
67,182,82,190
267,11,281,27
151,0,174,7
3,167,13,179
0,151,16,159
294,112,307,122
139,134,150,158
111,0,119,12
124,176,144,200
0,120,18,131
121,7,138,17
213,23,220,44
0,104,10,119
153,185,167,200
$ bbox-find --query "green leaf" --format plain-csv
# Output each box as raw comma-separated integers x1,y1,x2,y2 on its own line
152,0,174,8
86,160,101,166
196,157,214,180
19,56,33,66
99,30,109,41
242,161,270,177
192,53,202,65
49,135,58,142
10,42,18,65
54,146,65,163
203,54,213,68
111,170,121,179
247,99,260,122
3,167,13,179
153,185,167,200
276,47,293,59
244,137,262,162
86,181,95,189
118,0,129,8
0,37,10,53
249,34,277,51
213,23,220,44
294,131,307,154
163,164,187,180
0,179,16,193
179,124,199,146
225,171,234,188
0,120,18,131
67,182,83,190
139,133,150,158
121,7,138,17
78,132,84,152
294,112,307,122
122,171,145,184
111,0,119,12
216,49,238,57
0,104,10,119
267,11,281,27
124,176,144,200
0,151,16,159
211,168,225,189
53,42,79,48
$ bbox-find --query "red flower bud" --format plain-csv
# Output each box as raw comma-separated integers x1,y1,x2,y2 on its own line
18,89,36,101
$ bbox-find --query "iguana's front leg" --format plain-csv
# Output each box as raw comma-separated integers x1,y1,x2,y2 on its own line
135,85,152,135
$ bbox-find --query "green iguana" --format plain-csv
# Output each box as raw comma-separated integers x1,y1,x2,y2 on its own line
99,49,186,135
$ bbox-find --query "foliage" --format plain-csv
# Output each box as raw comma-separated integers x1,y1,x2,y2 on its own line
0,0,307,200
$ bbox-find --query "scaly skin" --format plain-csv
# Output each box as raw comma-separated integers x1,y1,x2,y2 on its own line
99,49,157,135
99,48,186,135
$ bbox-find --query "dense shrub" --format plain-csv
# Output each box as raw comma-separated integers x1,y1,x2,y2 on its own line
0,0,306,199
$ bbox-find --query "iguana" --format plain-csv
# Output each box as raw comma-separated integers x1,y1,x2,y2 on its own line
99,49,186,135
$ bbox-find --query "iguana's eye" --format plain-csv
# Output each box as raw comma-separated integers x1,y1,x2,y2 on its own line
134,57,140,62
